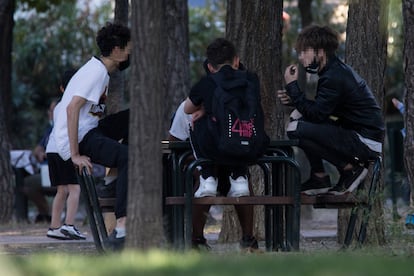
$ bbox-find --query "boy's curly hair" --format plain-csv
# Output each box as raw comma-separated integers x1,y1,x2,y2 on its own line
96,22,131,57
295,25,339,56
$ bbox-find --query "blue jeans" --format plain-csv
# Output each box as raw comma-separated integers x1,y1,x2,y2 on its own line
79,109,129,219
287,120,375,174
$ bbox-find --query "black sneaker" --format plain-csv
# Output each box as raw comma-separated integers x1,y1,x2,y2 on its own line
106,229,125,251
192,237,211,251
240,235,262,253
301,174,331,195
328,165,368,195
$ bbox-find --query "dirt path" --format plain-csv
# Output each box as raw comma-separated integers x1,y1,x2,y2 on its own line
0,208,340,255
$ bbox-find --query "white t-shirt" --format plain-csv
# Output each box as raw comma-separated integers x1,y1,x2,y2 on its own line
46,56,109,160
169,101,192,141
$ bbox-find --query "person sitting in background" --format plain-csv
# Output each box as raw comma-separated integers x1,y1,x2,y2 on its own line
391,97,414,228
392,97,406,137
21,99,58,223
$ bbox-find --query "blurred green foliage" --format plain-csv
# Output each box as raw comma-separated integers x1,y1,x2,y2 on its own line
386,0,404,102
11,0,112,148
10,0,404,148
4,249,414,276
188,0,225,84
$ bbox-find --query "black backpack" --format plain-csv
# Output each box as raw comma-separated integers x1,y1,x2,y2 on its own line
204,70,270,164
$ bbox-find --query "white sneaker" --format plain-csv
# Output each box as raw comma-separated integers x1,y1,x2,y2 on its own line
194,176,218,198
47,227,71,240
228,176,250,197
60,224,86,240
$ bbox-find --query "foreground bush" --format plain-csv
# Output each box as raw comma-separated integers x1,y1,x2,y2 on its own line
1,250,413,276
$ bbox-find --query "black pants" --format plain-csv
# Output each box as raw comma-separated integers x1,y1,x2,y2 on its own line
190,116,248,179
79,109,129,219
287,120,375,174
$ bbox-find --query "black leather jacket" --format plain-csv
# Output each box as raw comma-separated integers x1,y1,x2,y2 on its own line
285,55,385,143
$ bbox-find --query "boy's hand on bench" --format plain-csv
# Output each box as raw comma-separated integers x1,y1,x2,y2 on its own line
72,154,93,175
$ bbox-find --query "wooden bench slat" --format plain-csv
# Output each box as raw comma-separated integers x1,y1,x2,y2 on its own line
164,193,367,208
99,193,366,209
98,197,116,208
301,194,367,206
165,196,295,205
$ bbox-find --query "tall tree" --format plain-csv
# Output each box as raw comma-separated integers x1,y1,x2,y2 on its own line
220,0,284,242
106,0,129,114
340,0,389,245
298,0,313,27
402,0,414,207
163,0,190,122
127,0,190,248
0,0,15,223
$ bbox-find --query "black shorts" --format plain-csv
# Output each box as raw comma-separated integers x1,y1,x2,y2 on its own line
46,153,78,186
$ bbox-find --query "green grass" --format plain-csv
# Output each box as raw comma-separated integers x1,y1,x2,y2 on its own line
1,249,414,276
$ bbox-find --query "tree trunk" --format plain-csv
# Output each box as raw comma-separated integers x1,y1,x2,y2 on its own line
339,0,389,245
0,0,15,223
106,0,129,114
162,0,191,125
402,0,414,207
0,0,14,133
220,0,284,242
127,0,190,249
298,0,313,27
128,0,165,249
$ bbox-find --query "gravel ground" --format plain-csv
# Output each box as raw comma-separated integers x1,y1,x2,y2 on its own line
0,208,340,255
1,203,413,256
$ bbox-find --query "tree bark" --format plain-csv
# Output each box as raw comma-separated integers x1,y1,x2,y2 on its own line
128,0,165,249
340,0,389,245
0,0,14,133
163,0,191,125
0,0,15,223
127,0,190,249
106,0,129,114
402,0,414,207
298,0,313,27
220,0,284,242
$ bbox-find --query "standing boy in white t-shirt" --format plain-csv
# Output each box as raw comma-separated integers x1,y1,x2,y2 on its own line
47,22,131,250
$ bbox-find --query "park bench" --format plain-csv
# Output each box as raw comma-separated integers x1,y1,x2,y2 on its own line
78,140,381,252
162,140,382,251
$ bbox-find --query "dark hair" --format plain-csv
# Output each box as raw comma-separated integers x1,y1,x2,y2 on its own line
96,22,131,57
295,25,339,56
60,69,77,90
206,38,237,69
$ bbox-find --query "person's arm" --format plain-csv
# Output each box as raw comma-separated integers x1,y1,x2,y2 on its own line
183,97,199,114
392,98,405,114
67,96,92,174
32,145,46,163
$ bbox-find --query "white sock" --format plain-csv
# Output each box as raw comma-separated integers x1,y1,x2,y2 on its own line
115,227,126,238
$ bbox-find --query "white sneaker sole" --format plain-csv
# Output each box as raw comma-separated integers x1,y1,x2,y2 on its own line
346,168,368,193
47,233,71,240
227,190,250,197
194,191,216,198
329,168,368,195
60,229,86,240
301,187,331,196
